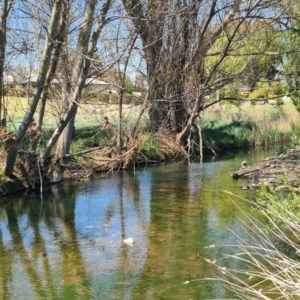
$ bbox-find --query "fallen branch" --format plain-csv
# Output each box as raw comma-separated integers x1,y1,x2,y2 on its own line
63,146,103,157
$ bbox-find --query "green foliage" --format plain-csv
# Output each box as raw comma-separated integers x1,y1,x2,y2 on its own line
206,20,283,101
81,92,113,103
70,126,114,152
248,80,270,99
248,80,287,100
124,77,134,94
291,92,300,113
281,11,300,114
291,129,300,147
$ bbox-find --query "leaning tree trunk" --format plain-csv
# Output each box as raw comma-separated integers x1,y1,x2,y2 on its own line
31,0,69,152
55,0,96,158
4,0,64,176
42,0,111,182
55,0,111,161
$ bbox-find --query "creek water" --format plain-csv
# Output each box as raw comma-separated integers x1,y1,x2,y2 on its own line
0,149,275,300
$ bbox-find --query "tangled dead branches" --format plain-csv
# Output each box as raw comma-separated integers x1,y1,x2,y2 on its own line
15,152,42,188
63,162,94,180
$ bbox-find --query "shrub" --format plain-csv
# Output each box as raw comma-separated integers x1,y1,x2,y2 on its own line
81,92,111,103
255,177,300,233
4,87,24,97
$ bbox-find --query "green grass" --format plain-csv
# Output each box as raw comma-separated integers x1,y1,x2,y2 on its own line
4,96,300,160
70,126,115,152
139,132,162,159
4,96,144,152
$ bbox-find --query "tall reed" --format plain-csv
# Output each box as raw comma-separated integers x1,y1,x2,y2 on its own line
201,102,299,151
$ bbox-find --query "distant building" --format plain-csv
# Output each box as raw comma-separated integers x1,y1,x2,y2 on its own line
3,74,15,85
132,91,142,97
17,74,39,89
85,77,117,94
4,74,117,94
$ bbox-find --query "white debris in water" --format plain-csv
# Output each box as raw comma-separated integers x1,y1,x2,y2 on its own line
123,237,134,245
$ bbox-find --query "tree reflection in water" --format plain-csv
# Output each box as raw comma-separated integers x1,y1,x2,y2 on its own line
0,155,266,299
0,171,151,299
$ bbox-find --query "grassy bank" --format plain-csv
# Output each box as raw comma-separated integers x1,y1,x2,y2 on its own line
201,101,299,153
2,97,300,166
55,100,300,163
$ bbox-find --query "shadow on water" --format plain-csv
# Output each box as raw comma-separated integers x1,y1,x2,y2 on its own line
0,149,275,299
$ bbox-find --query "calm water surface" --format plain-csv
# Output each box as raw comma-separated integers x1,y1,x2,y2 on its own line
0,150,274,299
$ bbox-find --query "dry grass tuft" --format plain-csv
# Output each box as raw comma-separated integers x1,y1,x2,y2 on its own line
201,192,300,300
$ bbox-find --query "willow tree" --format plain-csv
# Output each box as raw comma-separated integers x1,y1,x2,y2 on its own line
208,19,283,100
121,0,283,148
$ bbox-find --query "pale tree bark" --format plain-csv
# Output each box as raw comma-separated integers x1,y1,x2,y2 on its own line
4,0,64,176
117,34,138,155
42,0,111,170
54,0,98,164
31,0,70,152
0,0,10,123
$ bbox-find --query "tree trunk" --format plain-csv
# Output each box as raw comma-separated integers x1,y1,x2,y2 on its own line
31,0,69,152
0,0,8,123
122,0,243,148
54,0,111,165
42,0,111,182
4,0,64,176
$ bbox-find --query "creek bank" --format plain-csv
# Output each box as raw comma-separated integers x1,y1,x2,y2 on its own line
0,176,28,197
2,145,299,197
0,137,184,196
233,147,300,188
